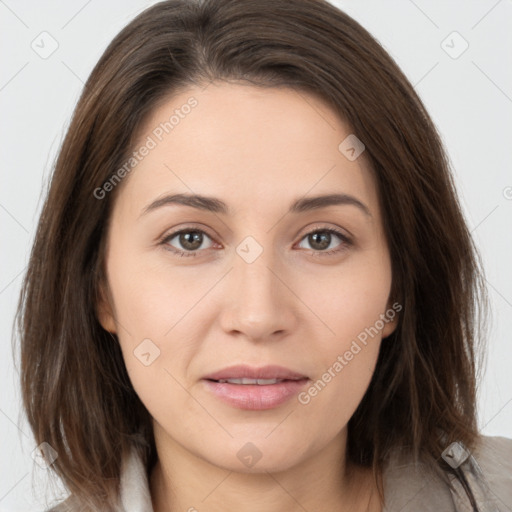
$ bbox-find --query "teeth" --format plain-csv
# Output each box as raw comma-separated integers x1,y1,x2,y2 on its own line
217,378,285,385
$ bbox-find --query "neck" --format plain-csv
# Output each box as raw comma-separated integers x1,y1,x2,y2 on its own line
149,425,381,512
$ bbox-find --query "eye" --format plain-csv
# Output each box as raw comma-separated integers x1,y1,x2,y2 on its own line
160,228,215,257
296,227,352,257
159,226,352,258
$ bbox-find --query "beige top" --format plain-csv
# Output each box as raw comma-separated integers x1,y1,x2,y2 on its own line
50,435,512,511
380,435,512,511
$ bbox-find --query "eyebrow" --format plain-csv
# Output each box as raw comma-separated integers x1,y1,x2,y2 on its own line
139,192,372,218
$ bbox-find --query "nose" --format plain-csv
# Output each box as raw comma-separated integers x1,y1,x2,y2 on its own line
218,246,298,342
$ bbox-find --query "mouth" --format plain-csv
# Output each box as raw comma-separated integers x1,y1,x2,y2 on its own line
206,377,306,385
201,364,310,410
202,364,309,382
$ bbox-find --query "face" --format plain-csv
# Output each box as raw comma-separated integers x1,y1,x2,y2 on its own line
98,82,397,473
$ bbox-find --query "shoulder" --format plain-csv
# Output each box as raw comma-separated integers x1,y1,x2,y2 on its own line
472,434,512,469
382,443,456,511
43,445,152,512
468,435,512,505
382,434,512,512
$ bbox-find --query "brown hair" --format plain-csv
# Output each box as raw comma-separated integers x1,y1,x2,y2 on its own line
15,0,487,509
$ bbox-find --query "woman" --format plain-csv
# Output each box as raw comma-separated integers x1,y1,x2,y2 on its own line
16,0,512,511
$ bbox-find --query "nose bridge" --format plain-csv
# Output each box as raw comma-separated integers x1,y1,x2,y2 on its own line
219,234,295,339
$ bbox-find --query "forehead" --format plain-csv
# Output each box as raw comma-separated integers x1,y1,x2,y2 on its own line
118,82,378,217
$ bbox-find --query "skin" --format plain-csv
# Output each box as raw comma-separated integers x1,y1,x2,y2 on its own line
98,81,397,512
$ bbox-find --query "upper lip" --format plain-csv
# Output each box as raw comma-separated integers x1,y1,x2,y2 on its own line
203,365,309,381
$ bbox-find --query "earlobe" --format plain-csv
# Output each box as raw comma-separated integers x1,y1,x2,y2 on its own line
381,299,401,339
96,281,117,334
382,316,398,339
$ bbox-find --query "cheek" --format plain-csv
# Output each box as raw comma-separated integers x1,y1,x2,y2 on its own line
294,254,391,412
303,252,392,351
107,244,205,336
105,246,215,417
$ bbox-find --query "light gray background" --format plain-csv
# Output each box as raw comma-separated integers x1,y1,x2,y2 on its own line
1,1,511,510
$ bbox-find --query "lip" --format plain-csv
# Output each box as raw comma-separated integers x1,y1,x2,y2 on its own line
203,378,309,410
202,364,308,381
202,365,310,411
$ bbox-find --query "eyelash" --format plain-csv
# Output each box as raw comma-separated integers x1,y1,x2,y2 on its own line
159,226,352,258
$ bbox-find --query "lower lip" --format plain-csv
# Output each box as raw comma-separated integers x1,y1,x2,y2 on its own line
202,378,309,410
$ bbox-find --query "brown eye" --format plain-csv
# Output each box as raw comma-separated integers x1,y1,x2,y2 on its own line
161,229,214,256
177,231,204,251
297,228,352,256
308,231,332,250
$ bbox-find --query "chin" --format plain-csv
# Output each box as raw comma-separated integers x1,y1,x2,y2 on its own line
195,435,311,474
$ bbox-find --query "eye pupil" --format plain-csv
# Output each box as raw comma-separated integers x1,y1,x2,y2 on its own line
309,231,331,250
180,231,203,250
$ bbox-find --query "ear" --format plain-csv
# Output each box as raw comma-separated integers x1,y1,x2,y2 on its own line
381,300,401,339
96,280,117,334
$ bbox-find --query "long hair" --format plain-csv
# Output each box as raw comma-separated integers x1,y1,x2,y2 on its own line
15,0,487,509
